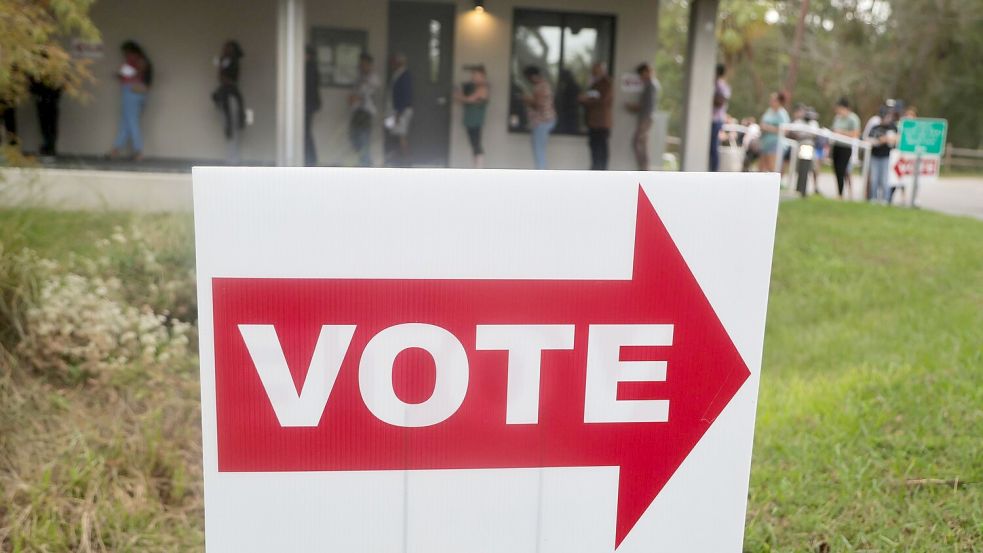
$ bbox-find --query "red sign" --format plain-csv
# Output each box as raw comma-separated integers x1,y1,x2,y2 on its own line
211,188,749,548
893,154,938,178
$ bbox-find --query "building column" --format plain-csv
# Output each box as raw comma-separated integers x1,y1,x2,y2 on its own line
276,0,306,166
679,0,719,172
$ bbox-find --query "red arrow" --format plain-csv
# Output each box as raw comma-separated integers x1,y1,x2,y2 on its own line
211,187,750,548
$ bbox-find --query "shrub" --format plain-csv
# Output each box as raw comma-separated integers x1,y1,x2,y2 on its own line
16,266,192,382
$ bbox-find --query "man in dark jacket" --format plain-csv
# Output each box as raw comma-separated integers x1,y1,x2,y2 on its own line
386,53,413,166
578,62,613,170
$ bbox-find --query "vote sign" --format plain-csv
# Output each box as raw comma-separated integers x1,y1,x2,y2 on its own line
194,169,779,552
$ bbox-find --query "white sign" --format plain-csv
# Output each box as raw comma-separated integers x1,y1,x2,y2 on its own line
888,149,941,188
620,73,644,94
193,168,779,552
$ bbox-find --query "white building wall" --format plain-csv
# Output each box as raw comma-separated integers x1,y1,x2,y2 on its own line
15,0,658,170
18,0,279,163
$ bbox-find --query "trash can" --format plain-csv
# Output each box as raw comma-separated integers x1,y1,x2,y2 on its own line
719,145,744,172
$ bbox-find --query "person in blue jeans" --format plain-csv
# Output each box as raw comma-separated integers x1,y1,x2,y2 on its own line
867,110,898,203
522,66,556,170
109,41,151,161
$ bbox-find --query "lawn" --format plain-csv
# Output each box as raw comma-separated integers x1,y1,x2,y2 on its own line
0,200,981,551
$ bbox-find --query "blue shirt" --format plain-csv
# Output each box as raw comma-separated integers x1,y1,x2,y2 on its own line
760,107,790,152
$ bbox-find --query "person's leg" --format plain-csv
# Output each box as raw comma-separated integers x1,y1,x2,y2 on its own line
226,95,241,164
1,107,15,138
304,113,316,166
466,127,483,168
126,90,145,157
758,152,774,173
359,124,372,167
531,123,547,169
112,87,133,153
599,128,610,170
398,135,409,166
832,146,848,197
873,156,891,202
588,129,602,170
36,99,52,155
709,120,723,171
633,122,650,171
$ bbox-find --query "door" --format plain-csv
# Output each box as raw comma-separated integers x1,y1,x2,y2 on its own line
387,1,455,166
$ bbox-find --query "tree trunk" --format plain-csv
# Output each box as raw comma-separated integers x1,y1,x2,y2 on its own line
783,0,810,103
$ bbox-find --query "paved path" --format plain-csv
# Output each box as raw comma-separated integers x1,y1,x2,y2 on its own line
803,173,983,221
3,167,982,220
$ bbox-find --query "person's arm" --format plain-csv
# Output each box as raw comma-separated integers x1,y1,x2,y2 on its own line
460,83,487,104
578,88,597,105
600,78,613,107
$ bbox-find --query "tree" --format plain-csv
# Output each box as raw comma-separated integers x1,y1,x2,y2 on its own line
0,0,100,107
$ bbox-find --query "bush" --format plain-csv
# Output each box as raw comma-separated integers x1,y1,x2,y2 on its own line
2,217,196,383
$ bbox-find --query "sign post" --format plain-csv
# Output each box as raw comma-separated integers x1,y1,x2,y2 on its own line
193,168,779,552
894,117,947,206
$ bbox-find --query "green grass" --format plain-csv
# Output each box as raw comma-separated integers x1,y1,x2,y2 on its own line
0,209,135,260
748,199,983,551
1,202,981,551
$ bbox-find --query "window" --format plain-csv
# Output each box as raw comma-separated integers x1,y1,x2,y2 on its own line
311,27,368,87
508,9,616,135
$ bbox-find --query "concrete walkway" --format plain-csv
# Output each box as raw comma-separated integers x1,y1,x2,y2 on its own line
2,167,982,220
796,173,983,221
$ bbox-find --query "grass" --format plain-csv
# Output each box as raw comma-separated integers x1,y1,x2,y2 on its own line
1,201,981,551
747,199,983,551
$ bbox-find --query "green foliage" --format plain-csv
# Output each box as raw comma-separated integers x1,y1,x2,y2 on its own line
3,201,982,550
747,199,983,551
0,0,100,106
656,0,983,146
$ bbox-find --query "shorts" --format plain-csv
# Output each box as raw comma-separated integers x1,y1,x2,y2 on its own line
466,126,483,156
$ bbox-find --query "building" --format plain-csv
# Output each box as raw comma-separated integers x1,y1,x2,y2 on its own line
13,0,720,171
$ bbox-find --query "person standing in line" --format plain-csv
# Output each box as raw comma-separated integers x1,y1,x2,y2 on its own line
867,109,898,203
710,63,730,171
626,62,659,171
553,69,582,135
757,91,790,173
454,64,489,168
578,62,613,170
348,52,380,167
830,97,861,199
109,40,152,161
212,40,245,165
522,66,556,170
304,45,321,166
30,77,63,158
385,53,413,167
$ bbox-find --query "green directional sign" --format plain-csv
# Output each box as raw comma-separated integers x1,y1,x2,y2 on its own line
898,118,947,156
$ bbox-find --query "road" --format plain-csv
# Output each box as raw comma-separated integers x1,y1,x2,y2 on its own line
3,167,982,220
805,173,983,220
